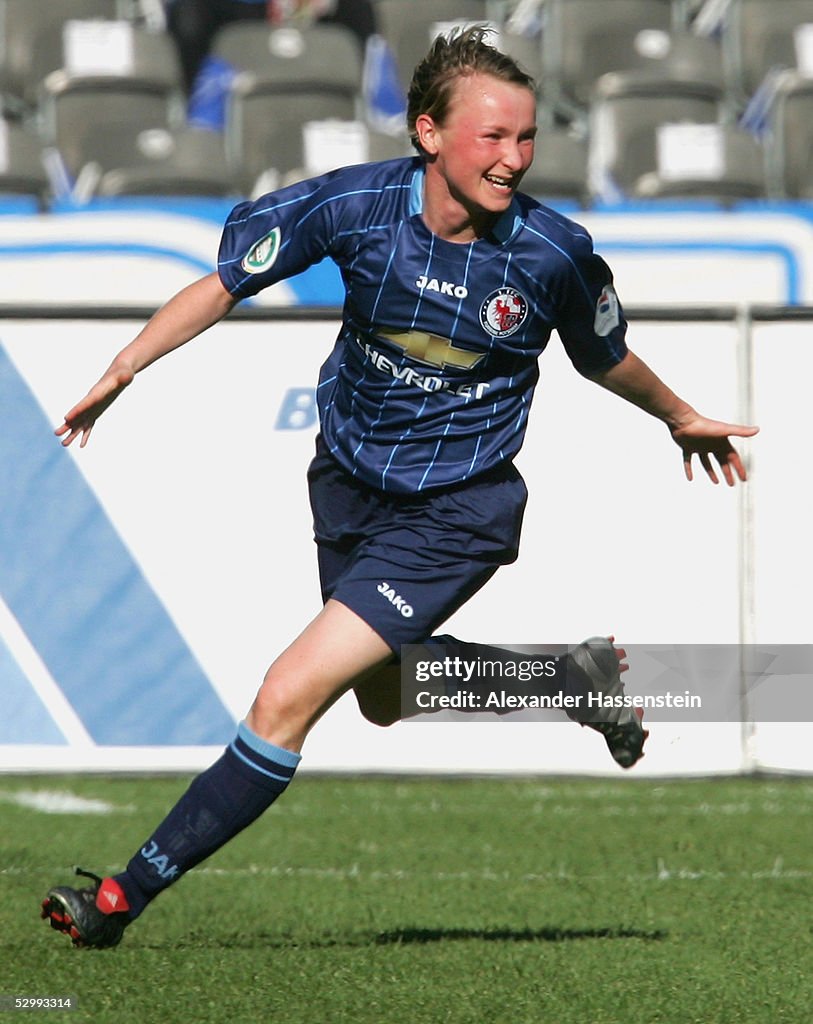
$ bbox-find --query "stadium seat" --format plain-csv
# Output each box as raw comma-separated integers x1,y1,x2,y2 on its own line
584,26,731,200
588,29,726,103
213,23,364,193
35,22,185,180
631,124,767,201
498,28,544,86
0,0,120,114
761,69,813,198
373,0,490,91
721,0,813,108
71,125,238,199
520,126,589,204
541,0,676,119
588,85,725,200
31,20,183,100
0,118,49,206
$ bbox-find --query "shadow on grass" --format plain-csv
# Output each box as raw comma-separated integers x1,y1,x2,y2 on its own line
173,924,667,950
373,925,667,944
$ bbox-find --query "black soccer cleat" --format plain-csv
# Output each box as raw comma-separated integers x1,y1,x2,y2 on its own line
40,868,128,949
568,636,649,769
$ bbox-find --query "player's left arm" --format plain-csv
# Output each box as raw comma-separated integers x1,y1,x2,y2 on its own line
587,348,759,485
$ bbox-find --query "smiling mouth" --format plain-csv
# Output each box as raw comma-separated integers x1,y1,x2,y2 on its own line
484,173,515,192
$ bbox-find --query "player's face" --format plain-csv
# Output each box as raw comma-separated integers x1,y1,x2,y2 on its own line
417,73,537,238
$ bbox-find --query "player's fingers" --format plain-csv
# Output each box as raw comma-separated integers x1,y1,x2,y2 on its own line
79,424,94,448
727,449,749,483
700,452,719,484
718,455,736,487
683,451,694,482
723,422,759,438
58,415,88,446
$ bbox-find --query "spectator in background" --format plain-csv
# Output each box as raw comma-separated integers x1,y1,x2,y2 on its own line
166,0,377,94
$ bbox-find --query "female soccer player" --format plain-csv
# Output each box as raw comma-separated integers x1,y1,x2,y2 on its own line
41,27,757,948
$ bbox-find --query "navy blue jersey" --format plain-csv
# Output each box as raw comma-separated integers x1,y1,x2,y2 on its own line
217,157,627,494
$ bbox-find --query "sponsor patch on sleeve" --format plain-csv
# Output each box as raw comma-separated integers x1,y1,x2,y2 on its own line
241,226,282,275
593,284,620,337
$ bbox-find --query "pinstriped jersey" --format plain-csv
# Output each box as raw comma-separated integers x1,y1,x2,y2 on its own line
217,157,627,494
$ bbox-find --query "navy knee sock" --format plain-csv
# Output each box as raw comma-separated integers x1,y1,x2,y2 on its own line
112,722,300,920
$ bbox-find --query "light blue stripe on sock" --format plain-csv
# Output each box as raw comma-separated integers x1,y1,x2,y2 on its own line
237,720,302,769
228,743,293,783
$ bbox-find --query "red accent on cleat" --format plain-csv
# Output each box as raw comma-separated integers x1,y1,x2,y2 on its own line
96,878,130,915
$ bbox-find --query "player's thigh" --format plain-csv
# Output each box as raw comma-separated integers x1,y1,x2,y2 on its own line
248,598,393,747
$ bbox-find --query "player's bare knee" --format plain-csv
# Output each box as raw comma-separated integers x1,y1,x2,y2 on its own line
249,675,304,736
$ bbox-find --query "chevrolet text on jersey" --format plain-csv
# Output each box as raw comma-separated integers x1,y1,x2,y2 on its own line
360,339,491,399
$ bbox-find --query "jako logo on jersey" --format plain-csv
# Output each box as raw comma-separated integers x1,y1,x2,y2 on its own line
377,328,485,370
377,581,414,617
416,275,469,299
241,226,282,275
479,288,528,338
140,840,180,880
593,284,620,337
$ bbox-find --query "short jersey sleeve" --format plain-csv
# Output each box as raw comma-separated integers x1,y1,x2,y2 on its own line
553,230,628,376
217,172,340,299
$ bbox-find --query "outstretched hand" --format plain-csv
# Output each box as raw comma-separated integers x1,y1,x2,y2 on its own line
54,364,134,448
670,414,759,485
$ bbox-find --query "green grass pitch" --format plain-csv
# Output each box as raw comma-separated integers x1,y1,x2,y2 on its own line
2,774,812,1023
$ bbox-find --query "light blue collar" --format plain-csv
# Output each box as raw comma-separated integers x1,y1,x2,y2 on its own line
409,167,522,244
409,167,424,216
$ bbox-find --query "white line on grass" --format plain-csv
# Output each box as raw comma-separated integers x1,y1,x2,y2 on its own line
188,862,813,884
0,789,133,814
3,861,810,882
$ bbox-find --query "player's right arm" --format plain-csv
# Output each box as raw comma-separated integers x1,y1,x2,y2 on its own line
56,272,236,448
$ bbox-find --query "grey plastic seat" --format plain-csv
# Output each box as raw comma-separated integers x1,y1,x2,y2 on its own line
541,0,675,118
35,22,184,179
214,23,364,192
762,69,813,198
722,0,813,107
0,0,119,113
589,87,724,199
632,124,767,201
73,125,238,199
520,127,588,203
373,0,490,91
32,20,183,99
498,28,544,85
591,29,726,101
0,118,49,205
586,27,732,200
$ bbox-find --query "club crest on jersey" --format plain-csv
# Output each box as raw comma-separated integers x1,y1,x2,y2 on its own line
479,287,528,338
594,284,620,337
241,226,281,275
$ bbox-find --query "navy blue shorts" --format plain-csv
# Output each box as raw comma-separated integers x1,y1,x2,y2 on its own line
307,439,528,653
